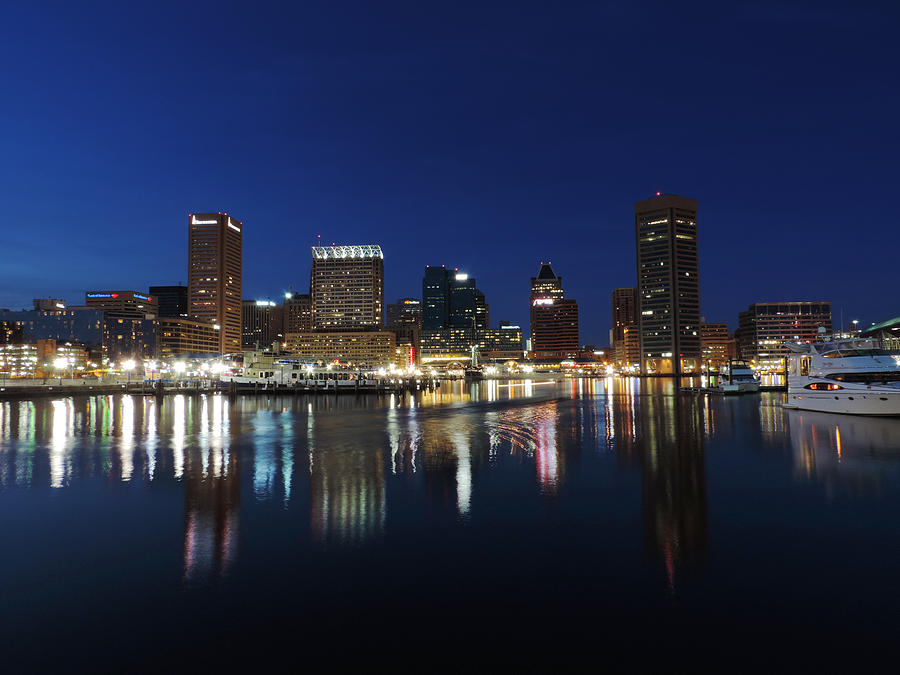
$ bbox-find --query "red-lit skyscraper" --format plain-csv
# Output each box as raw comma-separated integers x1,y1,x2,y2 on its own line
529,263,579,360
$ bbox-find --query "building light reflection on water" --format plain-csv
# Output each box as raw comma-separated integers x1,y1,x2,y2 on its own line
2,380,897,587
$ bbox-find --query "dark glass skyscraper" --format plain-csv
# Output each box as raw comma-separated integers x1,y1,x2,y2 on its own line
635,194,700,374
150,284,188,318
422,266,451,330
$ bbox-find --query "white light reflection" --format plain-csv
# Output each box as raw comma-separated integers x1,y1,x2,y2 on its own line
173,395,185,479
49,399,69,488
119,395,134,481
453,430,471,517
145,398,157,480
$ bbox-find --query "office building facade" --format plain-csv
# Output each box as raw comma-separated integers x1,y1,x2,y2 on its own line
283,293,313,333
611,287,637,365
242,300,283,349
283,330,395,367
699,322,735,369
149,285,188,318
635,194,700,374
310,245,384,330
737,302,832,367
158,317,221,358
85,290,158,317
188,212,243,354
529,263,579,360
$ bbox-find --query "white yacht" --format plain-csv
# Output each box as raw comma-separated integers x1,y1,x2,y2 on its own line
784,338,900,415
717,359,760,394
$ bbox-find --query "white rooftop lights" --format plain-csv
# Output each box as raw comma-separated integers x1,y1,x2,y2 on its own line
311,245,383,260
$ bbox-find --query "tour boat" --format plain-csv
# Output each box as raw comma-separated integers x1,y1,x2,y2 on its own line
717,359,760,394
783,338,900,415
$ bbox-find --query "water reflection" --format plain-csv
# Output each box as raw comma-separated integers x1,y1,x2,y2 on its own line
2,380,900,593
787,409,900,495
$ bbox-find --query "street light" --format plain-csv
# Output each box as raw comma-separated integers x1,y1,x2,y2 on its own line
123,359,136,385
53,356,68,384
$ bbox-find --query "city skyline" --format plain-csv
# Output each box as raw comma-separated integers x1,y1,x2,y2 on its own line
2,2,897,341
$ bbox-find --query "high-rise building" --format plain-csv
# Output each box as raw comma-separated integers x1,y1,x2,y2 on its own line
283,292,313,333
736,302,832,367
387,298,423,365
188,213,243,354
635,194,700,374
529,263,579,360
85,290,158,317
150,285,188,318
611,287,637,366
419,267,496,363
422,266,451,330
310,245,384,331
242,300,283,349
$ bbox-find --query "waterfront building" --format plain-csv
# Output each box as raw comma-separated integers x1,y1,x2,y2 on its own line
635,193,701,374
158,317,221,358
736,302,832,367
420,266,494,360
622,326,641,370
104,316,157,364
85,290,158,317
283,292,313,333
35,339,90,377
419,328,476,363
0,344,37,377
149,284,188,318
861,317,900,351
310,245,384,331
188,212,243,354
478,324,524,361
611,287,637,366
529,263,579,360
699,322,735,370
282,330,395,367
241,299,283,349
387,298,422,366
0,307,104,347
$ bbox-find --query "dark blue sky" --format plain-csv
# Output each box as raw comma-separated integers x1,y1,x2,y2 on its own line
2,0,898,342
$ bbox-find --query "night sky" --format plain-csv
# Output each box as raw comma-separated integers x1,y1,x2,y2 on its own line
2,0,898,342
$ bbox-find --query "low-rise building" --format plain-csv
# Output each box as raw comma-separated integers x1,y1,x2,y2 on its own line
283,331,395,367
699,322,736,369
158,318,220,358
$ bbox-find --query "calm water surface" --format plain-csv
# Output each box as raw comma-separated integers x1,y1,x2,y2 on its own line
1,378,899,670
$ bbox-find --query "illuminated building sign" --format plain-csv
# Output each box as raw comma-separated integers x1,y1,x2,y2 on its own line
532,298,554,306
134,293,151,301
87,293,119,299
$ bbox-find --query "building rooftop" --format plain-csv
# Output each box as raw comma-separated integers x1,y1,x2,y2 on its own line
311,245,383,260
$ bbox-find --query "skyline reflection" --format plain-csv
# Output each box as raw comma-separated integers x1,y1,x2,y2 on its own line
2,381,899,586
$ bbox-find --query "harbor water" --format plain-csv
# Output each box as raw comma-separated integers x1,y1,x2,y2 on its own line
1,378,899,670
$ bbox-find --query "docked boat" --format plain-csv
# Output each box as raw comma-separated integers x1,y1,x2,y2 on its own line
783,338,900,415
717,359,760,394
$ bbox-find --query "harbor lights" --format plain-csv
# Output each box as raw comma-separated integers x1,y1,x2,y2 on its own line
53,356,68,383
123,359,136,384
